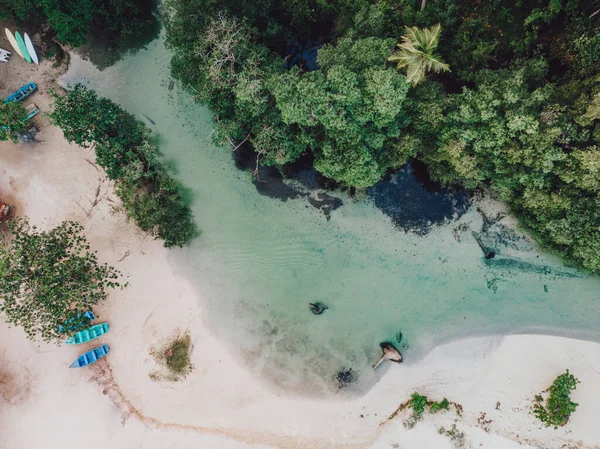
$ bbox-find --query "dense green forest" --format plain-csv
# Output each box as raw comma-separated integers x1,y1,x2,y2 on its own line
50,86,198,247
162,0,600,273
0,0,157,46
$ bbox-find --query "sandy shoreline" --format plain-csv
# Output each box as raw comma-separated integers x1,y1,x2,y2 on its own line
2,50,600,449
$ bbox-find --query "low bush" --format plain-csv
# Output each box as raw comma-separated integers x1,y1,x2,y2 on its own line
533,370,580,428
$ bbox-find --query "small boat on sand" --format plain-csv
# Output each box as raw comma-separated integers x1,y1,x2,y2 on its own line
65,323,109,345
25,103,39,120
5,82,37,103
69,345,110,368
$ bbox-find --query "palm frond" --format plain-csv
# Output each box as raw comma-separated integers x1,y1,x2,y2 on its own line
388,23,449,86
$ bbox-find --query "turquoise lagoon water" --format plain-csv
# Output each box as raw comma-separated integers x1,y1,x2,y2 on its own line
60,37,600,396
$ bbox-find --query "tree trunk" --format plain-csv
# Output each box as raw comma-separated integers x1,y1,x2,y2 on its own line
421,0,426,11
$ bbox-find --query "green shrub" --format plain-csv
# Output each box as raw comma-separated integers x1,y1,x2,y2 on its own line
50,86,199,248
429,398,450,413
409,392,429,417
533,370,580,428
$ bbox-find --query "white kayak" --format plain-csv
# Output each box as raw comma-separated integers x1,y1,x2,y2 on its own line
24,33,38,65
4,28,24,59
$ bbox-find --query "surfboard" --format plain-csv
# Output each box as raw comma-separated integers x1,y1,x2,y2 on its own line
4,28,24,59
24,33,38,65
15,31,32,63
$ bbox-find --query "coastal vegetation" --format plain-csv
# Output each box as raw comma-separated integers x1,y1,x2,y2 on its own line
149,332,193,381
49,86,198,247
380,391,457,429
0,218,122,342
0,102,28,142
163,0,600,273
533,370,580,428
0,0,158,47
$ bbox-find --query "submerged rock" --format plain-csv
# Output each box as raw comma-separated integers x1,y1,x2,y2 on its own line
334,367,356,389
309,302,328,315
373,342,403,370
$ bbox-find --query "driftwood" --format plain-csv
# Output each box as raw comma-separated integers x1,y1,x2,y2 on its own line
373,342,403,369
472,231,495,259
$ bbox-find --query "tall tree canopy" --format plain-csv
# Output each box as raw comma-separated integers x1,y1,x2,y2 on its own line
0,218,123,342
0,0,158,47
163,0,600,272
50,86,199,247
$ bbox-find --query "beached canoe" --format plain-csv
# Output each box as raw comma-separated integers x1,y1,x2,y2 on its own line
25,103,39,120
14,32,31,63
4,82,37,103
65,323,109,345
24,33,38,65
5,28,23,59
69,345,110,368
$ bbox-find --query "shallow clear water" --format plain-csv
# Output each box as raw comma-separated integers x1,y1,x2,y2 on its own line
61,37,600,397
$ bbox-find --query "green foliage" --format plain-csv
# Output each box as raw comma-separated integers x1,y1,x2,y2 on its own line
388,24,450,86
163,0,600,273
429,398,450,413
409,392,428,417
275,37,413,187
149,332,193,381
49,85,198,247
0,218,122,342
0,0,157,47
166,334,192,374
408,392,451,418
0,102,29,142
533,370,580,428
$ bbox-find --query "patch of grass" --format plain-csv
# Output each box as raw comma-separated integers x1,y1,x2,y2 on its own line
149,332,193,381
430,398,450,413
533,370,580,429
166,336,191,373
403,393,454,428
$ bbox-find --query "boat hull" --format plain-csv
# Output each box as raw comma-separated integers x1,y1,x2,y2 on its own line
24,33,38,65
69,345,110,368
14,31,31,63
4,82,37,103
65,323,109,344
4,29,23,59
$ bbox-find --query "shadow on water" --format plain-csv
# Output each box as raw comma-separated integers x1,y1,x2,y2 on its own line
234,146,470,233
367,160,470,234
75,13,161,70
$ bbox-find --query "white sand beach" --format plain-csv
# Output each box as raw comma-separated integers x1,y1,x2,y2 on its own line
1,50,600,449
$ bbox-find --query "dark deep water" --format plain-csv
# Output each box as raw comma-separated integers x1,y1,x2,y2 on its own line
234,146,469,233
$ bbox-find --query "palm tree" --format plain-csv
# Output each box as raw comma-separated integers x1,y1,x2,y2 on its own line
387,23,450,86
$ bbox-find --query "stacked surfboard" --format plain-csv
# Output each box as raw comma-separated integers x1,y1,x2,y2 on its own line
4,28,39,64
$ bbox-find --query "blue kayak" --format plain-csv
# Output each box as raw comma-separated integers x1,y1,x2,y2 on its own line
69,345,110,368
5,82,36,103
